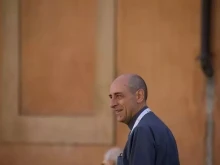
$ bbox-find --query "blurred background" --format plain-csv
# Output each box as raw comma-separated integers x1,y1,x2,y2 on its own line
0,0,220,165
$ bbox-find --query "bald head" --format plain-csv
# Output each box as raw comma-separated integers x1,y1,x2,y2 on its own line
127,74,148,101
113,74,148,101
102,147,122,165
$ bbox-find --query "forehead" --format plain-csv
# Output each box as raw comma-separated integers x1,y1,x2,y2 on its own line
109,78,130,94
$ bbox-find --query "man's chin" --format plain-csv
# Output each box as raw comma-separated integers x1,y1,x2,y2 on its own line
116,116,126,123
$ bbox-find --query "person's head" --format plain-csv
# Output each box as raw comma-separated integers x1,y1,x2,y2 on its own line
102,147,122,165
109,74,148,124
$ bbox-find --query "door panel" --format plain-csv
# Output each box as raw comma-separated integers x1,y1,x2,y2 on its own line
20,0,97,116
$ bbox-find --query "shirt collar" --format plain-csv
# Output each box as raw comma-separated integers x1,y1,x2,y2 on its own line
127,106,148,130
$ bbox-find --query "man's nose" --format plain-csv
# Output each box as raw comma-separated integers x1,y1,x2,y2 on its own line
110,99,117,109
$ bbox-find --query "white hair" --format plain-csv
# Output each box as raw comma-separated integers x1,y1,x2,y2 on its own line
104,147,122,164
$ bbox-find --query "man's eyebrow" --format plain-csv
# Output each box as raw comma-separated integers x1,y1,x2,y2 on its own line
109,92,122,97
115,92,122,95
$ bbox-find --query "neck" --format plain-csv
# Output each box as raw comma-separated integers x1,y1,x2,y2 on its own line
126,104,148,130
132,103,147,118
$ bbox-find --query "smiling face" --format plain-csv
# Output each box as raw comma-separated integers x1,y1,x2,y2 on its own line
109,76,138,124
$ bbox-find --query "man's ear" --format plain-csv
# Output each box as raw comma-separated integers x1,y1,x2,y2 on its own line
136,89,144,103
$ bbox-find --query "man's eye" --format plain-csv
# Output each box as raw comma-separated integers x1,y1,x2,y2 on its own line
116,95,122,99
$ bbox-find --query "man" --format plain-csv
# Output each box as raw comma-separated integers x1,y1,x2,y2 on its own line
109,74,180,165
102,147,122,165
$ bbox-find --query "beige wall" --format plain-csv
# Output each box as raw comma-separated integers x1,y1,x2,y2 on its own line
116,1,206,165
0,0,220,165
